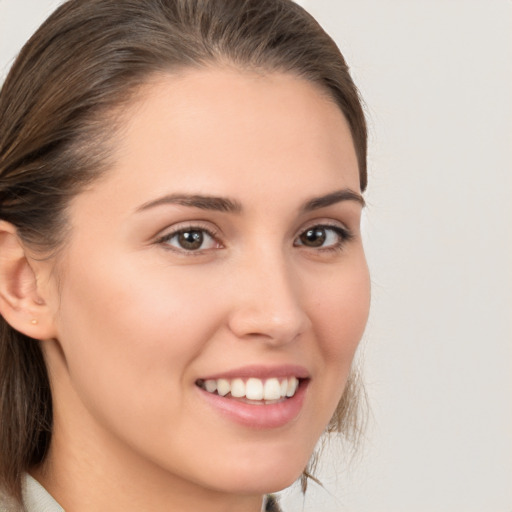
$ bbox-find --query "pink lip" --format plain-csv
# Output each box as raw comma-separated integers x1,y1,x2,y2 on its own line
199,364,310,381
196,376,310,430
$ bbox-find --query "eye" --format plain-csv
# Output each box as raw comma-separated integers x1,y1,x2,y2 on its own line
158,227,220,252
294,224,352,250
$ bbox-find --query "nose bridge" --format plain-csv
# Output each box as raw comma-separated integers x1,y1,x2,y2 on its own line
227,243,310,343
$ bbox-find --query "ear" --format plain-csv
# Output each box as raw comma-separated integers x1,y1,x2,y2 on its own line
0,221,57,340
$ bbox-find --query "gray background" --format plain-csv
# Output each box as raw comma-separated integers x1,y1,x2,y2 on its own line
1,1,511,511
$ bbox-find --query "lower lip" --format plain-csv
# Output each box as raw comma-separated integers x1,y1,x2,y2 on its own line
197,380,309,429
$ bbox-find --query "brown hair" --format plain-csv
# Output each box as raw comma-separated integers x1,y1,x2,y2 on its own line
0,0,368,502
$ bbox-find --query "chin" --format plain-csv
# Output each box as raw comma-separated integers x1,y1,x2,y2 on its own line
203,448,312,495
214,471,303,496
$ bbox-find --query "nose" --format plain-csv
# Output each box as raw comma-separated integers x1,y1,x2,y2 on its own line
227,251,311,345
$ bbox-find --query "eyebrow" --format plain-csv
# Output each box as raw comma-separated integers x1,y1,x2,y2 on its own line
136,194,243,213
136,188,364,214
301,189,365,212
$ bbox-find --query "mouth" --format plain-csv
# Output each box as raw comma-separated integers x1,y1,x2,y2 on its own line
195,376,301,405
195,365,310,428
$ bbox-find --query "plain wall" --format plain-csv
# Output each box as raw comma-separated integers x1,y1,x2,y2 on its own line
1,1,511,511
283,2,512,511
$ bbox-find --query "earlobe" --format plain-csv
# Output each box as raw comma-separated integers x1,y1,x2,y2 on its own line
0,221,57,340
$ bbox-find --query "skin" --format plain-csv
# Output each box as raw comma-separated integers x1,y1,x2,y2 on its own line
24,68,370,512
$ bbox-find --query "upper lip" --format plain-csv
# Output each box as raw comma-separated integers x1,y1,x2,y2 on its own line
198,364,310,381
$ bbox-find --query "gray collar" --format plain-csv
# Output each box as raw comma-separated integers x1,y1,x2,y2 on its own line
21,475,64,512
18,474,279,512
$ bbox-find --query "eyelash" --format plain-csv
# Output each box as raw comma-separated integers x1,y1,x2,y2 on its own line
293,223,354,253
156,223,221,255
156,223,353,255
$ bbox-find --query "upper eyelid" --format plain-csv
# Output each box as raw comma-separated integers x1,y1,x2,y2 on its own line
295,219,351,236
153,219,353,246
156,225,222,255
297,225,351,239
155,221,220,240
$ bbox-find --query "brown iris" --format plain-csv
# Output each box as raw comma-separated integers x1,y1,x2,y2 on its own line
299,227,326,247
178,230,204,250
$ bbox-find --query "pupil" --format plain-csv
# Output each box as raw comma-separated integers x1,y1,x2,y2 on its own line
179,230,203,250
301,228,325,247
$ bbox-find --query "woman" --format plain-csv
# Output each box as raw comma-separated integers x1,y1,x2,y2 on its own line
0,1,370,511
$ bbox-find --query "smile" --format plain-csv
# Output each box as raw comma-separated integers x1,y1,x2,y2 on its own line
195,365,310,428
196,377,300,402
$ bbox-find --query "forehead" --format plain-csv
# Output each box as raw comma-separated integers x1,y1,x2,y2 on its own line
77,67,360,214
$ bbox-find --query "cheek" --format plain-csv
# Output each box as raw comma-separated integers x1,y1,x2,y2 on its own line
53,251,224,422
304,255,370,417
311,257,370,361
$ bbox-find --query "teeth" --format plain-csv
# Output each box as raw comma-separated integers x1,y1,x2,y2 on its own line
204,379,217,393
280,378,288,397
231,378,245,398
286,377,299,397
263,378,282,400
216,379,230,396
199,376,300,400
246,378,264,400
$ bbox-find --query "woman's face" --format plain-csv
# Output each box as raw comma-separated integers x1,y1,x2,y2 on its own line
41,68,370,497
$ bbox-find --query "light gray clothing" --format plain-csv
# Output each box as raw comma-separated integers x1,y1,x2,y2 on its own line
0,474,280,512
0,475,63,512
21,475,64,512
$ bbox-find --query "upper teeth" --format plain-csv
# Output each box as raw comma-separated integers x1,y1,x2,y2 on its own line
201,377,299,400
